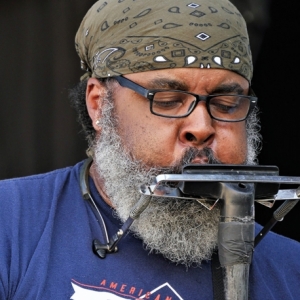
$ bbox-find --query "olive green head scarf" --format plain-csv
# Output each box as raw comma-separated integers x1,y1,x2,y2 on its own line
76,0,252,83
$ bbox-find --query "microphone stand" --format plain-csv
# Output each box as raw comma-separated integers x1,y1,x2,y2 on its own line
140,164,300,300
218,182,254,300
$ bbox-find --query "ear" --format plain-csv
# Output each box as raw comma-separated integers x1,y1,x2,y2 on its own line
86,78,105,132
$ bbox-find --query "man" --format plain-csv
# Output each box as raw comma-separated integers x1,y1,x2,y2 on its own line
0,0,299,299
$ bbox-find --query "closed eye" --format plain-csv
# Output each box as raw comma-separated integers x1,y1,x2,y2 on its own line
152,91,191,110
210,96,241,114
153,100,183,109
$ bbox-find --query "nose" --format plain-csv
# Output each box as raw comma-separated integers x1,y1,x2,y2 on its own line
178,102,215,147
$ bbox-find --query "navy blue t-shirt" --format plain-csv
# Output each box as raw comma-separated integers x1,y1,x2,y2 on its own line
0,161,300,299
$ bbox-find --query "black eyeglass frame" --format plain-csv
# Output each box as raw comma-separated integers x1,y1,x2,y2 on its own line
111,75,258,122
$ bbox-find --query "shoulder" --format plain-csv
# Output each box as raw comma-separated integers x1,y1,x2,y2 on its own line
255,223,300,255
0,161,87,298
0,161,84,199
0,161,85,223
252,224,300,293
250,224,300,298
0,163,78,188
0,160,86,253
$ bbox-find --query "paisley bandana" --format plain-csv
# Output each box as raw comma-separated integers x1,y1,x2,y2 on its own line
75,0,253,82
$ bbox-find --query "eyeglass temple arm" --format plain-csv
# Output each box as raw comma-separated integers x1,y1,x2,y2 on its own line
249,87,256,97
114,76,148,98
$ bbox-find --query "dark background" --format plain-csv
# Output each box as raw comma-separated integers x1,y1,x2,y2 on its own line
1,0,299,242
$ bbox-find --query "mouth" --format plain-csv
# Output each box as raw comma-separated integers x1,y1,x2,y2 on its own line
190,157,209,164
183,147,220,166
156,148,220,177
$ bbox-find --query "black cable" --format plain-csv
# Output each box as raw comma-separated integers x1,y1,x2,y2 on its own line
255,199,299,247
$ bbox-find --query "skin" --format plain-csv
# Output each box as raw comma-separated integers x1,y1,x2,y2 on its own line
86,68,249,205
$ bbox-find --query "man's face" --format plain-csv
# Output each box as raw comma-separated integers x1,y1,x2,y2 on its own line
86,68,254,266
107,68,248,168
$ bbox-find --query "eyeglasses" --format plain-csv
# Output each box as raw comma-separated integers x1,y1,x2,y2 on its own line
113,75,258,122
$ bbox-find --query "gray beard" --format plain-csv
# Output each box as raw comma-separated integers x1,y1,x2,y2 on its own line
93,85,260,267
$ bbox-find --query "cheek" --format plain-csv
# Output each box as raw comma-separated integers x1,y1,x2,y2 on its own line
215,122,247,164
115,108,180,166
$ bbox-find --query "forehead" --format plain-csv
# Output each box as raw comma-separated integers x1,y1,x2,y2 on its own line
124,68,249,93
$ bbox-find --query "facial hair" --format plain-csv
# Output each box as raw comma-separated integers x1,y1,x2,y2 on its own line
93,84,260,267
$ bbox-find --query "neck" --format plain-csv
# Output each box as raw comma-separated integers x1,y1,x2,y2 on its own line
89,162,114,207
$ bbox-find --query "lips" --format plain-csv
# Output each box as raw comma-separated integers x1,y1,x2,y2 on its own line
180,147,221,167
191,157,209,164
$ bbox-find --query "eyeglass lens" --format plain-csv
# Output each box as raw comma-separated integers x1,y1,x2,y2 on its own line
151,91,250,121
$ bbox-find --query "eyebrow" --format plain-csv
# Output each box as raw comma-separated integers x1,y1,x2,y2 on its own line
210,83,245,95
148,78,189,91
148,78,246,95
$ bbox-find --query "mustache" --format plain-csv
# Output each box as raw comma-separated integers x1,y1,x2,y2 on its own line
159,147,222,175
181,147,221,165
